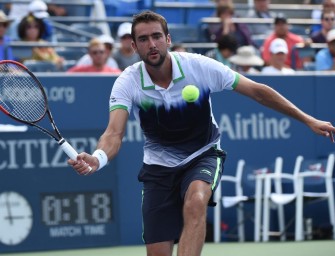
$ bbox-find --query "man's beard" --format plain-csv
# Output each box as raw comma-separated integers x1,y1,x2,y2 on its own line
142,50,167,68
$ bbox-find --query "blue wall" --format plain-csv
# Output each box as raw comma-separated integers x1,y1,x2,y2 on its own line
1,74,335,251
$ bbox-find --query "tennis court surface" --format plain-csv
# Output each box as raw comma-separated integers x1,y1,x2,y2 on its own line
2,240,334,256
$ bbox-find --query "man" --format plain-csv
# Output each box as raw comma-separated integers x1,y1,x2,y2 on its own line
0,10,14,61
311,9,335,43
76,34,120,69
246,0,277,36
261,38,295,74
68,11,335,256
315,28,335,70
262,14,305,69
205,34,238,68
67,38,121,74
113,22,141,70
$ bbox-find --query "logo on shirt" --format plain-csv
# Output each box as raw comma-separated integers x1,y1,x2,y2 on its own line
110,96,116,103
200,169,212,176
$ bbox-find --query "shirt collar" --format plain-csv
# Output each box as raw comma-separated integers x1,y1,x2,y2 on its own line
140,52,185,90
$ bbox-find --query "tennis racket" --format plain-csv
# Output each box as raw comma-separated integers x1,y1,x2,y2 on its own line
0,60,88,167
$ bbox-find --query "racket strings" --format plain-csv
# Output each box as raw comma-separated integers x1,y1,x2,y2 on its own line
0,63,46,122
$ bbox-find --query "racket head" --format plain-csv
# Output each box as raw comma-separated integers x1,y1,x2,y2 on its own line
0,60,48,124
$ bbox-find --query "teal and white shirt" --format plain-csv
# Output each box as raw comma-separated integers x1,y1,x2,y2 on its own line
110,51,239,167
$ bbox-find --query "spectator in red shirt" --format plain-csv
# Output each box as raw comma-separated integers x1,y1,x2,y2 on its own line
67,38,121,74
261,14,305,69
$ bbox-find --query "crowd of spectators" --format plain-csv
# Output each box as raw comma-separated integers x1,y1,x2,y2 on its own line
1,0,335,73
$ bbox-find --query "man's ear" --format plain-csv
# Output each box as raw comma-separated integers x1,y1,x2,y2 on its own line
131,41,137,53
167,34,172,48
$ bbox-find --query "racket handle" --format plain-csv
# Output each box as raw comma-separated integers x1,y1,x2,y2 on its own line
59,139,78,160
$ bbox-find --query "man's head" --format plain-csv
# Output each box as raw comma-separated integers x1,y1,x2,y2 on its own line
254,0,271,13
131,11,171,68
118,22,133,50
217,34,238,59
321,10,335,32
274,14,289,38
131,11,169,43
0,10,11,38
88,38,108,68
327,29,335,55
269,38,288,67
97,34,114,55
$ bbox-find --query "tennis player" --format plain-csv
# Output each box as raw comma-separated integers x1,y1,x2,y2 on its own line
68,10,335,256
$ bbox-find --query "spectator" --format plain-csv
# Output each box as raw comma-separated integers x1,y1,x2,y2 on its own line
212,0,234,7
229,45,264,74
113,22,140,70
170,44,187,52
261,38,295,74
0,10,14,61
8,0,53,41
205,34,238,68
17,14,63,68
310,0,335,35
246,0,277,36
76,34,119,69
67,38,121,74
315,29,335,70
311,9,335,43
206,4,255,47
261,14,305,69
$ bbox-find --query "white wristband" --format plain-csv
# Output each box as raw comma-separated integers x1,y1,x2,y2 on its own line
92,149,108,171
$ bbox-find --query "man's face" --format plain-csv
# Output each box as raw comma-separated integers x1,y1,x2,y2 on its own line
271,52,287,67
322,12,335,31
274,22,289,38
254,0,270,12
132,21,171,68
89,44,107,67
0,22,8,37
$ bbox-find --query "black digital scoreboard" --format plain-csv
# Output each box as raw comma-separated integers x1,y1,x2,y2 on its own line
0,131,120,253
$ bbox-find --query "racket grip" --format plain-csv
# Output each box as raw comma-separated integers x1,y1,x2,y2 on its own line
59,139,78,160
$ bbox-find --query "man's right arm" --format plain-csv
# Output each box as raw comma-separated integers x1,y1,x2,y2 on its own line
67,108,129,175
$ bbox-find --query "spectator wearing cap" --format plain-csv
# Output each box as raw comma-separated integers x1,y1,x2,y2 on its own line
67,38,121,74
114,22,140,70
261,38,295,74
229,45,264,74
0,10,14,61
261,14,305,69
315,29,335,70
76,34,119,69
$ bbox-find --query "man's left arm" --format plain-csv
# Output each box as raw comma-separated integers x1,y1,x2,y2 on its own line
234,74,335,139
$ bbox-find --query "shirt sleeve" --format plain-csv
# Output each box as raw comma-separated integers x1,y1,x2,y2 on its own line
192,54,239,93
109,72,134,114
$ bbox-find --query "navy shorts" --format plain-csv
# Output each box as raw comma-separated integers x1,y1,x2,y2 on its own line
138,147,226,244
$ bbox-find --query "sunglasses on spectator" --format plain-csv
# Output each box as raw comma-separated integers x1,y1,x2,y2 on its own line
91,50,105,55
323,17,335,21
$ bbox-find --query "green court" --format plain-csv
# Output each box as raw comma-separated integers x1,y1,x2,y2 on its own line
2,241,334,256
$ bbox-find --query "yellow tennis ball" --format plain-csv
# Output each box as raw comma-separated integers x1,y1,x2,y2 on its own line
182,85,199,103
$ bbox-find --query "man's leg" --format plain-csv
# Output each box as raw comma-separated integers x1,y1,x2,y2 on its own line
177,180,212,256
146,241,174,256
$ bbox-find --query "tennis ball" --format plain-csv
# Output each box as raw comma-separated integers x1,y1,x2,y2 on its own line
182,85,199,103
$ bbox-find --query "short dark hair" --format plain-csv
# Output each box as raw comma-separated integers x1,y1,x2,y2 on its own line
217,34,238,53
131,10,169,42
